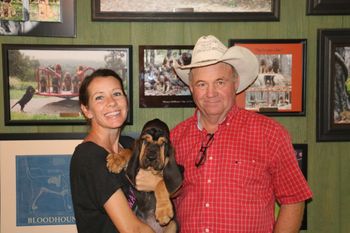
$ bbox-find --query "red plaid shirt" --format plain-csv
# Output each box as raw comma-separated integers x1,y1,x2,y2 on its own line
171,106,312,233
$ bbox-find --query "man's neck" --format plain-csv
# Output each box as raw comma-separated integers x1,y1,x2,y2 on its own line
197,113,223,134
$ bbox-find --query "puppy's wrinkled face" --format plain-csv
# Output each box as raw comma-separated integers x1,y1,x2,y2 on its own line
139,131,168,171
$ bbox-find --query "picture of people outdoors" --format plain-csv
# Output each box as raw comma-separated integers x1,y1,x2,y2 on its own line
333,46,350,124
98,0,274,13
0,0,74,37
139,46,195,108
245,54,292,111
0,0,60,22
29,0,61,22
230,39,306,116
93,0,279,21
3,45,132,125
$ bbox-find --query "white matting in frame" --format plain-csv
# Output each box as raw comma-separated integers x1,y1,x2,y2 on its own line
0,140,81,233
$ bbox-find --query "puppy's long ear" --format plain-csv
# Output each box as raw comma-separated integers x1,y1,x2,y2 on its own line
125,140,141,186
163,144,183,196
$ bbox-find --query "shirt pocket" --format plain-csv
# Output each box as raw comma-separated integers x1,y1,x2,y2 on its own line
228,158,269,199
232,159,265,181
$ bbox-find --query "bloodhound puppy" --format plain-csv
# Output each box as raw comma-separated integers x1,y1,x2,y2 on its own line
106,118,183,233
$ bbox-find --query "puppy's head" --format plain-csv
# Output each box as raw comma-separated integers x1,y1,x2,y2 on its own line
126,119,174,184
126,119,183,193
138,119,171,171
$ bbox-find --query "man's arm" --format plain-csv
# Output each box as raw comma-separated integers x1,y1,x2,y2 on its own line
274,202,305,233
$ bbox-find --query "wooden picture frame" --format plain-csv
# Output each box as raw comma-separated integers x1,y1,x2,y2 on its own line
2,44,133,126
139,45,195,108
0,0,76,37
92,0,280,22
307,0,350,15
316,28,350,141
229,39,307,116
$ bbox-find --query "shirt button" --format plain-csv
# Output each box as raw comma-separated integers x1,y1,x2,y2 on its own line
205,203,209,207
209,156,213,160
207,179,211,183
205,228,210,232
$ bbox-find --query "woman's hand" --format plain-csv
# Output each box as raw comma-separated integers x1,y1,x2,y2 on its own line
135,169,163,192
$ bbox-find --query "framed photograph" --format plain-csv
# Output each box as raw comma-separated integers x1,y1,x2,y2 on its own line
316,29,350,141
0,139,80,233
307,0,350,15
229,39,307,116
139,45,195,108
2,44,133,126
92,0,280,22
0,0,76,37
0,0,61,22
292,143,308,230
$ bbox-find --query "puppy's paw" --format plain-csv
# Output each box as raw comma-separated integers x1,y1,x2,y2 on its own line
155,199,174,226
106,149,132,174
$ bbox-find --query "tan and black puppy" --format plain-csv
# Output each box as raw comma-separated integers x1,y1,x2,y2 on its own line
106,118,182,233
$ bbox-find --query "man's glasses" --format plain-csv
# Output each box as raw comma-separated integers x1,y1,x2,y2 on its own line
195,133,214,168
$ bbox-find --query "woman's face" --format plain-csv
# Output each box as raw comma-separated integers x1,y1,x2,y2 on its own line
81,76,128,129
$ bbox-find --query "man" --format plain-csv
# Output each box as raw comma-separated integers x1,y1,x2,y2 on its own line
170,35,312,232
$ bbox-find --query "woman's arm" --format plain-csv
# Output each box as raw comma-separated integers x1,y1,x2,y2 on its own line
104,189,155,233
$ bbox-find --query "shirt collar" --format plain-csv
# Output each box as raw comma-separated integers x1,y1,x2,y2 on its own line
194,105,241,131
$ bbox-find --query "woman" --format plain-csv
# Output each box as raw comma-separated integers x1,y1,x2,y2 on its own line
70,69,155,233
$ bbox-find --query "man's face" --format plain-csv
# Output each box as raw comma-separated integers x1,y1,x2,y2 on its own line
189,62,239,122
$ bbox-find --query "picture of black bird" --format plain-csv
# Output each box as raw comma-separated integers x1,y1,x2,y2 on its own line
11,86,36,112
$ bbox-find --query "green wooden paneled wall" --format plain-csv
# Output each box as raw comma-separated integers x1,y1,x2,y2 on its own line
0,0,350,232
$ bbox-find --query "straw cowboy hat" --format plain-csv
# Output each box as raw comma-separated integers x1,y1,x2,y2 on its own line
174,35,259,93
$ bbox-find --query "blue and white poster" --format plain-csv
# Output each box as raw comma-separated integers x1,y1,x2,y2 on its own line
16,155,75,226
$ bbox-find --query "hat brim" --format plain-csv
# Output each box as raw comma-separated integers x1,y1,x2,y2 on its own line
174,46,259,93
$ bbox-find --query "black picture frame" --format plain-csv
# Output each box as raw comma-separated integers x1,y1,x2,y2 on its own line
92,0,280,22
2,44,133,126
139,45,195,108
229,39,307,116
0,133,86,140
0,0,76,37
316,29,350,142
306,0,350,15
292,143,308,230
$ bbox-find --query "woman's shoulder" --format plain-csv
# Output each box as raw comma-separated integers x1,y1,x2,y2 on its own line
72,141,108,164
74,141,106,154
